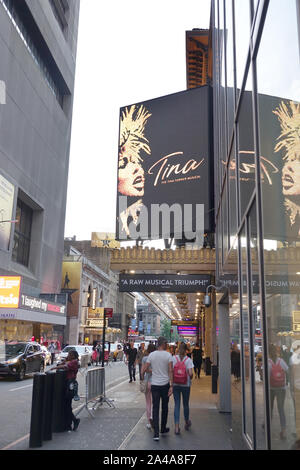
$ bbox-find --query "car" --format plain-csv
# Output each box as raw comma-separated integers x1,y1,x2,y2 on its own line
56,345,92,366
0,342,45,381
40,345,52,366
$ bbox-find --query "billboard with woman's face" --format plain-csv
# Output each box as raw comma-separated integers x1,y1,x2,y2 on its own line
116,86,213,241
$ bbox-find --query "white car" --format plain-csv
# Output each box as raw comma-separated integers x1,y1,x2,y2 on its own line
56,345,92,366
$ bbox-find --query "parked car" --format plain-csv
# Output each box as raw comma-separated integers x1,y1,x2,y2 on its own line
40,345,52,366
56,345,92,366
0,342,45,380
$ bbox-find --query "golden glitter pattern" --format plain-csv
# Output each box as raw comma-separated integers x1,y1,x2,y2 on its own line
119,105,152,163
273,100,300,162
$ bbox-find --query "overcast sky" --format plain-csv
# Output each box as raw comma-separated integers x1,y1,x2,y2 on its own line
64,0,211,241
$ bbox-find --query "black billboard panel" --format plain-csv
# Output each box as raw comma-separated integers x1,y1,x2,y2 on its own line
119,274,211,293
116,86,213,241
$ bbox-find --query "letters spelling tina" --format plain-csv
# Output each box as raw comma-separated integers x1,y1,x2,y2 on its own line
148,152,205,186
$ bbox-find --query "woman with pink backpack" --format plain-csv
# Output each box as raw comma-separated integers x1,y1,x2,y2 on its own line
172,342,194,435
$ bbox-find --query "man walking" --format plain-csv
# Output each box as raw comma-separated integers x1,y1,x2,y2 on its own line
126,340,138,382
143,337,173,441
48,341,56,365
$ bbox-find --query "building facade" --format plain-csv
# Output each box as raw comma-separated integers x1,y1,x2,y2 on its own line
0,0,80,342
63,240,135,344
213,0,300,450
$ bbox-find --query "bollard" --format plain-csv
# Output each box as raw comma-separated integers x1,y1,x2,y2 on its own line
205,357,212,375
212,364,218,394
52,369,67,432
42,371,55,441
29,373,46,448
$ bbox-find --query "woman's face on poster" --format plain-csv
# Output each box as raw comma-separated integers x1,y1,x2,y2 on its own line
118,155,145,197
282,158,300,197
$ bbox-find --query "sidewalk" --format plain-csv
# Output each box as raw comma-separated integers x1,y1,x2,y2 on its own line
10,370,233,451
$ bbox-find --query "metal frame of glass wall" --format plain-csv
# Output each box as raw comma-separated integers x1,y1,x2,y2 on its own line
213,0,300,450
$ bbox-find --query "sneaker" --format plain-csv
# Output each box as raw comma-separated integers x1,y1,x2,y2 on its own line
160,427,170,434
153,435,160,441
73,418,80,431
146,423,152,429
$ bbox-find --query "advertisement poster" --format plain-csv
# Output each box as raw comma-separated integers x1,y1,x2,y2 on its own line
0,276,21,308
0,174,15,251
116,86,213,240
61,262,82,318
235,92,300,241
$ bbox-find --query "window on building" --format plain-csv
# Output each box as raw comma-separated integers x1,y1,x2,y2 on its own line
12,199,33,267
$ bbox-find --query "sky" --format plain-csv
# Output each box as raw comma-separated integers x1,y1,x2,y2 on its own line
64,0,211,241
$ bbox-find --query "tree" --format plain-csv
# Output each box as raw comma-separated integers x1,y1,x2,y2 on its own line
160,318,180,342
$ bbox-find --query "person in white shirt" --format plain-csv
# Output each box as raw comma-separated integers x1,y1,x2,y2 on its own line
143,336,173,441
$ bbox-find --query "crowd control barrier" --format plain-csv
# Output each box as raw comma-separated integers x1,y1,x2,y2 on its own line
29,369,66,448
75,366,114,418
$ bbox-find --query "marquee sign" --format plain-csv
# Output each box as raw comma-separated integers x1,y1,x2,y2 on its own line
119,274,211,293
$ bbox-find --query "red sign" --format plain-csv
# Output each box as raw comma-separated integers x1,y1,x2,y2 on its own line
104,308,113,318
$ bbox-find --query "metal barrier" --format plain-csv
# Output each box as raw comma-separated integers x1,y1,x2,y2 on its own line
75,366,114,418
78,354,90,376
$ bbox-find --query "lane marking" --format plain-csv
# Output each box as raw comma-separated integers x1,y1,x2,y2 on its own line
9,384,33,392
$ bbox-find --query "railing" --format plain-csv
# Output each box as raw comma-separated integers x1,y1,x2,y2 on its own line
75,366,114,418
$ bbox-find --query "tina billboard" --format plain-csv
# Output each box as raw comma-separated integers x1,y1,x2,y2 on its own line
116,86,213,241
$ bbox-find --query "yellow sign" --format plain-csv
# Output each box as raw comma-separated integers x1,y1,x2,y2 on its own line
86,319,108,328
88,308,104,319
91,232,120,249
0,276,21,308
61,262,82,318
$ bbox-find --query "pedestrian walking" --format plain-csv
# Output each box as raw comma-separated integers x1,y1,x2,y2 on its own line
143,336,173,441
126,340,138,382
51,350,80,432
137,342,146,378
192,343,203,378
268,343,289,440
231,343,241,381
48,341,56,365
141,343,156,429
172,342,194,435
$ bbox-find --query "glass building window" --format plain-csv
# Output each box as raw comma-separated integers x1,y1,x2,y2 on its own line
234,0,251,93
256,0,300,450
12,199,33,267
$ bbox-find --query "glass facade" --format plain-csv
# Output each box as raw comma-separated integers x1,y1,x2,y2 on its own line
213,0,300,450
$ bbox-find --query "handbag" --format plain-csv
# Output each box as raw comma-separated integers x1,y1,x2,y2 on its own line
140,380,147,393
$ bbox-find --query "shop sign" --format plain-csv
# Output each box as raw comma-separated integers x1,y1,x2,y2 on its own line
171,320,198,326
0,276,21,308
19,294,66,315
86,319,108,328
119,274,211,293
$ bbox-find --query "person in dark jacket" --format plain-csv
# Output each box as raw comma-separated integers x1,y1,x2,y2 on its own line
231,343,241,381
192,343,203,378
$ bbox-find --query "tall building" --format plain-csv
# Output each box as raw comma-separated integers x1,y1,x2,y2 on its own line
0,0,80,342
212,0,300,450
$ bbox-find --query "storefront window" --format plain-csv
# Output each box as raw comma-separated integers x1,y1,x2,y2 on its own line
238,72,255,220
256,0,300,450
240,225,254,445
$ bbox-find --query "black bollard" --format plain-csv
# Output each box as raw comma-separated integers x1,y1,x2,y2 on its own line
42,371,55,441
29,373,46,448
211,364,218,394
52,369,67,432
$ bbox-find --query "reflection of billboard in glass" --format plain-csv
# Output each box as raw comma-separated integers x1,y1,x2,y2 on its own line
116,86,213,240
177,326,198,336
0,174,15,251
236,93,300,241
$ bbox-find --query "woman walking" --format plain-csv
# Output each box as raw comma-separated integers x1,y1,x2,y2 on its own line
141,343,156,429
172,342,194,435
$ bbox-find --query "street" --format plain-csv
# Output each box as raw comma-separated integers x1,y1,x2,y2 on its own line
0,360,129,450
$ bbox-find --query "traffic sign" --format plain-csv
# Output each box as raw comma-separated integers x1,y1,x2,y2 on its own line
104,308,113,318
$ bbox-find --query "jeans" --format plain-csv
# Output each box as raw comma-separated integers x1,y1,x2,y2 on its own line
145,381,152,421
270,388,286,430
173,386,191,425
151,383,170,435
128,362,136,380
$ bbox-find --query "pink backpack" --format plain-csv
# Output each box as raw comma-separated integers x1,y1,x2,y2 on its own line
173,356,188,385
270,359,286,388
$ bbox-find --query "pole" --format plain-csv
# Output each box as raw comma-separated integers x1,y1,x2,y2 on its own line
102,312,106,368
